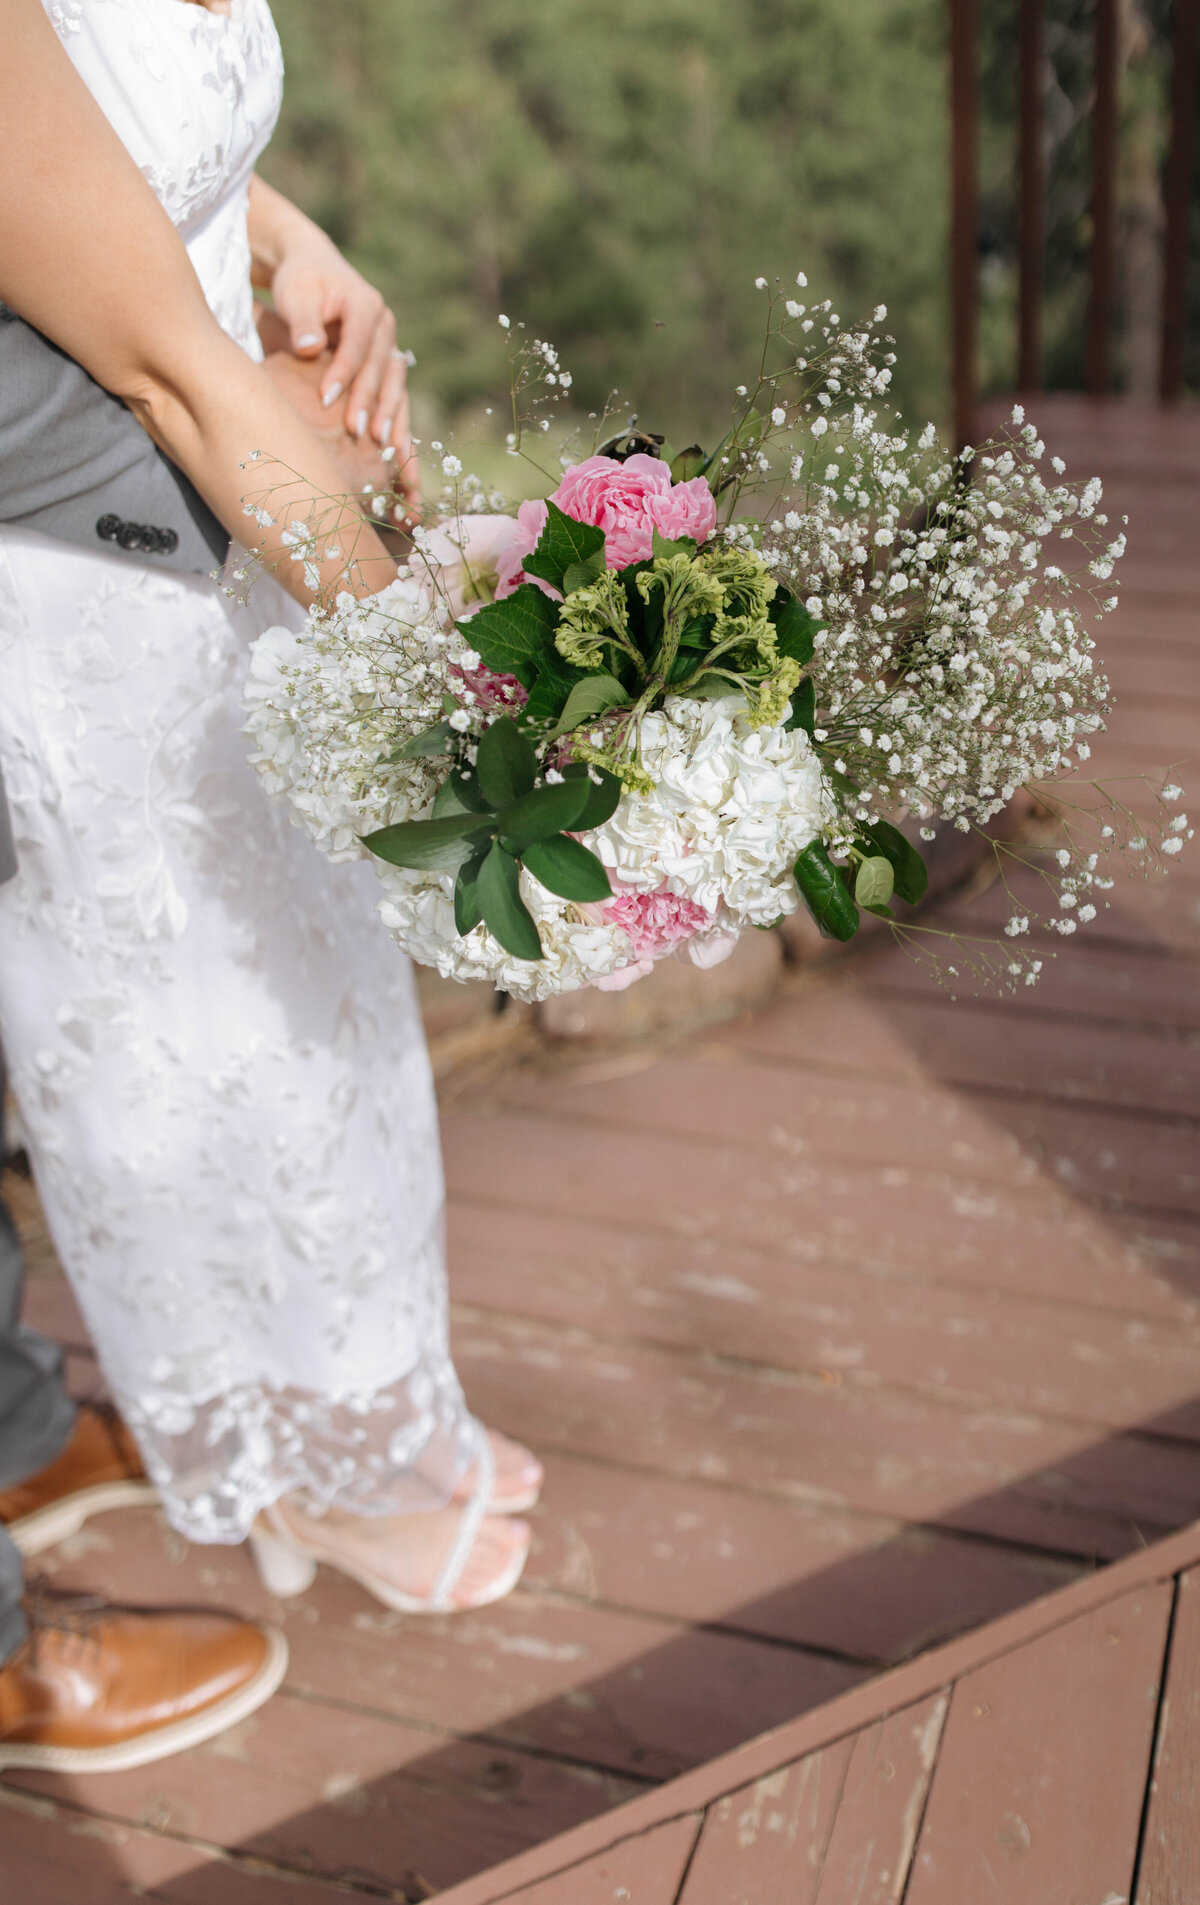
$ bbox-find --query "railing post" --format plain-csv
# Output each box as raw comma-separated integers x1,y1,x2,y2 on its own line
1161,0,1200,403
950,0,979,448
1086,0,1120,395
1017,0,1045,391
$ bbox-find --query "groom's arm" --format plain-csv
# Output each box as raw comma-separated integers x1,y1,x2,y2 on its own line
0,303,229,575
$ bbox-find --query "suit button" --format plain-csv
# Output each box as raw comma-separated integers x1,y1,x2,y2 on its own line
116,522,144,550
137,525,161,552
158,528,179,555
96,514,121,541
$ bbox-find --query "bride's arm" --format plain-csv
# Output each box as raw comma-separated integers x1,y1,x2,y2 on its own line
0,0,395,606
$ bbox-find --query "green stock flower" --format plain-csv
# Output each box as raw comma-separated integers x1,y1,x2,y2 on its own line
633,552,725,626
555,571,635,671
744,656,803,728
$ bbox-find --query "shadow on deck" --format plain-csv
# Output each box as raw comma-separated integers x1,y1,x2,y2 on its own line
3,399,1199,1902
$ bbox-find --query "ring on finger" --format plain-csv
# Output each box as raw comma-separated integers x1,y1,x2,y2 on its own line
391,346,416,367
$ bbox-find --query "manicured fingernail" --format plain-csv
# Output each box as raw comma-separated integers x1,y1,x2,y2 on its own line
295,332,322,349
354,409,369,439
379,418,393,446
321,381,343,409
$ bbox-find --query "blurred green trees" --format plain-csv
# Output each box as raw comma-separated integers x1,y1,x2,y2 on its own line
261,0,948,440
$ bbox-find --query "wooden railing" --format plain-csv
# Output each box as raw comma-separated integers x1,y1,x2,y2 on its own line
950,0,1200,447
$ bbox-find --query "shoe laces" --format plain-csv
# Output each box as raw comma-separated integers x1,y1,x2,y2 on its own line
23,1579,111,1663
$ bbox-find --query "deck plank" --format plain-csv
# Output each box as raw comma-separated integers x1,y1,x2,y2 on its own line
1133,1568,1200,1904
810,1693,948,1905
454,1308,1200,1558
677,1736,855,1905
497,1814,702,1905
450,1200,1200,1438
904,1582,1172,1904
33,1507,860,1785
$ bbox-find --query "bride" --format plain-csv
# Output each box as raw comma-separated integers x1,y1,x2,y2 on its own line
0,0,541,1610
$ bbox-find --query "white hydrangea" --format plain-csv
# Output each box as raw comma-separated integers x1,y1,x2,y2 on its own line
589,695,832,928
374,865,630,1003
244,574,462,860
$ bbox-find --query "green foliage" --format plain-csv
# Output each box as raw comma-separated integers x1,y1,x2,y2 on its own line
548,674,632,738
361,720,614,959
858,818,929,904
261,0,949,437
793,839,859,941
854,853,894,910
522,502,607,593
522,833,612,901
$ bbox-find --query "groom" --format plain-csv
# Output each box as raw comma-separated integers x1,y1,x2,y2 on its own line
0,314,288,1773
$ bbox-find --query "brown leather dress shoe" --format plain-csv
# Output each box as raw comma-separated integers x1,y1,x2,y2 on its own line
0,1596,288,1772
0,1404,155,1557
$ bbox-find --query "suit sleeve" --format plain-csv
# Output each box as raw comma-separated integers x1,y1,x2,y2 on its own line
0,304,230,575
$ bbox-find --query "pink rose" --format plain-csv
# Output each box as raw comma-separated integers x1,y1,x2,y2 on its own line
644,474,718,548
551,455,717,570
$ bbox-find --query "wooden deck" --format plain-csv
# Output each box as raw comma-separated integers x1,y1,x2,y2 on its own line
432,1513,1200,1905
3,396,1200,1901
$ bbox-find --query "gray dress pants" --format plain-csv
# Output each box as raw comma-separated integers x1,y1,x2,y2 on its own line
0,1048,77,1663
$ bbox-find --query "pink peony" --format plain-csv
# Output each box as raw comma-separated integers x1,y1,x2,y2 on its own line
494,498,550,600
593,884,713,990
551,455,717,570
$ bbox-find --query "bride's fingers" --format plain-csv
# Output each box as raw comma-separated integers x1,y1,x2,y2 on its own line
371,350,406,448
340,303,396,441
320,284,386,420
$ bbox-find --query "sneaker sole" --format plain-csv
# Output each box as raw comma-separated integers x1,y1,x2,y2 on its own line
8,1481,159,1557
0,1624,288,1773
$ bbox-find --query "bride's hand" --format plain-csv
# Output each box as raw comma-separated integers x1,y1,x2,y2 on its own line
257,336,420,526
246,175,413,463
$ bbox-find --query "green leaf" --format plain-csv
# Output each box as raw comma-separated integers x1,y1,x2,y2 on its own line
522,500,606,594
387,719,455,764
860,820,929,905
477,842,543,960
443,767,489,814
650,529,698,561
687,673,740,700
362,811,495,871
771,591,817,668
562,549,607,594
854,855,895,909
669,445,706,484
547,673,632,739
476,716,536,810
459,585,562,690
793,840,859,942
432,772,478,818
498,777,591,851
563,763,622,828
784,677,815,734
524,833,613,902
453,848,489,935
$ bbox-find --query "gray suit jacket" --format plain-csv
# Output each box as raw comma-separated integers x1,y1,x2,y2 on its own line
0,303,229,573
0,307,232,880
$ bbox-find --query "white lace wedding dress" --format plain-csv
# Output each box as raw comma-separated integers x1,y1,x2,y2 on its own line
0,0,482,1543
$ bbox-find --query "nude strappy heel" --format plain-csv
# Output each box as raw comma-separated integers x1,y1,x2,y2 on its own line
247,1437,529,1613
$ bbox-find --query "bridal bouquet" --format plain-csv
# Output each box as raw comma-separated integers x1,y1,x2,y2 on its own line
245,279,1186,1002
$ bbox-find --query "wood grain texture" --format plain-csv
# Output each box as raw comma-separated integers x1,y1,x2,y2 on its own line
1134,1568,1200,1904
811,1693,948,1904
905,1583,1172,1904
678,1737,855,1905
493,1814,702,1905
